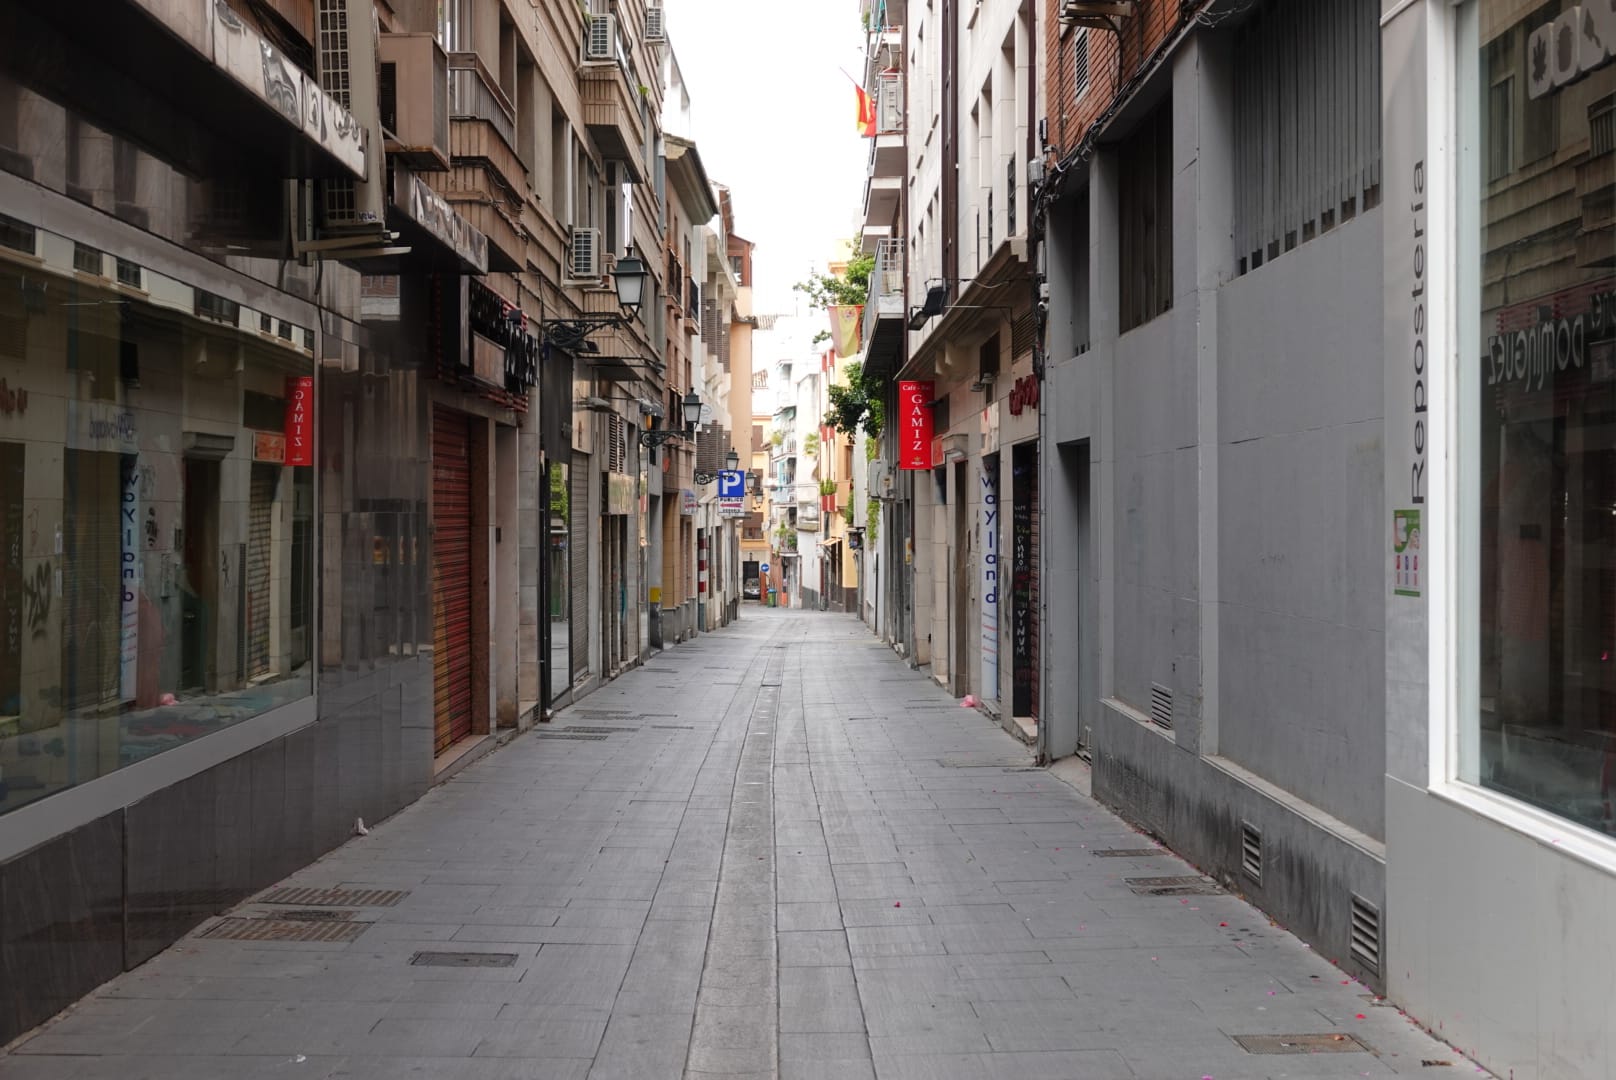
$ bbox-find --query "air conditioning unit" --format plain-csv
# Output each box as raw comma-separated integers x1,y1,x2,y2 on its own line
586,14,616,60
868,458,894,501
378,33,451,171
645,4,665,42
568,226,602,280
317,0,388,241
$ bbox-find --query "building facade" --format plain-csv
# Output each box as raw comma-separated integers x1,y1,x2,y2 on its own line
0,0,746,1044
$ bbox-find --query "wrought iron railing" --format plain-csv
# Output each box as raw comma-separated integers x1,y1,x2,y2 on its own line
863,238,904,341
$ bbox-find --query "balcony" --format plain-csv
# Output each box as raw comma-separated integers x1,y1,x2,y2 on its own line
380,33,450,172
862,238,905,378
863,171,900,232
448,53,527,197
870,71,903,178
580,61,647,182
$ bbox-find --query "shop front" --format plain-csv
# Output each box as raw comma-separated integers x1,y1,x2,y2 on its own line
1386,2,1616,1074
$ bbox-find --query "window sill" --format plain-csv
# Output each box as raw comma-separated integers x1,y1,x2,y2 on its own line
1428,779,1616,876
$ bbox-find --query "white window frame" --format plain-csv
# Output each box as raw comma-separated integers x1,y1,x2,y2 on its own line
1434,0,1616,874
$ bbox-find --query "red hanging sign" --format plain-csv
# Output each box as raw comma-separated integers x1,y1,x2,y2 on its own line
898,380,934,470
284,375,314,466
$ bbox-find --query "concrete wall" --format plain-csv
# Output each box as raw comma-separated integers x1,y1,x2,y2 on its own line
1042,33,1388,986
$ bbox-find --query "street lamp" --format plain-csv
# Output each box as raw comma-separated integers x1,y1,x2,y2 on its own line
682,390,703,432
539,249,651,351
725,449,740,472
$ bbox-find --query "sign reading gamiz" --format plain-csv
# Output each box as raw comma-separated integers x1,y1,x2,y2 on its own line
898,380,934,470
284,375,315,466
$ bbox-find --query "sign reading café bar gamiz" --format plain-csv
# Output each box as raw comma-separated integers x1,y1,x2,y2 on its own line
898,380,934,470
284,375,314,466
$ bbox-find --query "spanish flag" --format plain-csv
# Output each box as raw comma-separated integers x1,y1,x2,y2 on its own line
829,305,863,358
856,85,878,137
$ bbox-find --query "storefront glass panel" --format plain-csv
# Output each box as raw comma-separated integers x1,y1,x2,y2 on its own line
0,240,315,816
1462,0,1616,835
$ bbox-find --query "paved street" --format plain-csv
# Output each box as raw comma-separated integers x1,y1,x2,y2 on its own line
1,610,1479,1080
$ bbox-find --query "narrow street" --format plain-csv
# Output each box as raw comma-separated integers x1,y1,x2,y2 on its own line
2,610,1471,1080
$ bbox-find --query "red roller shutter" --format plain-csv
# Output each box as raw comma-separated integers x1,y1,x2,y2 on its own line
432,408,474,754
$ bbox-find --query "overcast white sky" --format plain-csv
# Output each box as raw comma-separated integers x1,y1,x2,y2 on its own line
664,0,870,321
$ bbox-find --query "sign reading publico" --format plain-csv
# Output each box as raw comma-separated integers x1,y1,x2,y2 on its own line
898,380,934,470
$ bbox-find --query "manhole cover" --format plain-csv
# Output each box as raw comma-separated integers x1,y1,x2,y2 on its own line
259,887,408,907
273,908,357,922
561,725,637,734
201,917,367,943
410,951,518,968
1094,848,1164,858
1233,1033,1369,1055
534,732,609,741
1126,875,1221,896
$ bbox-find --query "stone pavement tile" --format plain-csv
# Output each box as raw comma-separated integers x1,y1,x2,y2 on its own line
781,1059,876,1080
779,1032,872,1060
778,930,852,966
979,1049,1136,1080
0,1055,352,1080
869,1028,994,1055
471,1017,610,1058
846,924,946,958
685,1044,776,1073
338,1057,596,1079
778,901,844,931
839,898,931,926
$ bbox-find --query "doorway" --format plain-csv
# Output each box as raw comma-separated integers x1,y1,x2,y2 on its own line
952,459,971,698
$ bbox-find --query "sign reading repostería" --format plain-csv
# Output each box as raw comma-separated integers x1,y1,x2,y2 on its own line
284,375,314,466
898,380,934,471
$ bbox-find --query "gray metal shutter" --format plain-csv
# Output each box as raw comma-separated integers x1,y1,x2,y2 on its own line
62,450,121,710
246,463,276,679
569,450,588,680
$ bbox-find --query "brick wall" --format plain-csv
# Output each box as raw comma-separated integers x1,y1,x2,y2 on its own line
1042,0,1185,161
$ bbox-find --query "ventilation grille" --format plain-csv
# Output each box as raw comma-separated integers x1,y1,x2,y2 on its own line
645,4,665,41
1126,875,1221,896
258,886,409,907
410,951,517,968
73,243,104,276
1349,894,1381,975
1149,683,1173,730
1240,821,1262,884
115,257,143,288
1073,27,1090,96
0,212,37,255
201,917,367,943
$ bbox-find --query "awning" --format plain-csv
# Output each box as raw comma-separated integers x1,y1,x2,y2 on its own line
818,537,843,549
388,164,490,274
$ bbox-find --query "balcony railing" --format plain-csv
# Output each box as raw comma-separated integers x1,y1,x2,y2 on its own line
448,53,518,157
864,238,904,341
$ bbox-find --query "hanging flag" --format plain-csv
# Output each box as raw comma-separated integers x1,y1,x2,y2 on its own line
828,305,863,358
856,84,878,137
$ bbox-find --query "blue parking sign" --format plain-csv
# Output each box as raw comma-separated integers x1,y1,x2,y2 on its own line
718,470,745,498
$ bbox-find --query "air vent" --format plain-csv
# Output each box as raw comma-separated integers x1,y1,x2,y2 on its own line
0,212,36,255
73,243,104,276
645,4,665,41
1149,683,1173,730
115,258,143,289
1240,821,1262,884
194,289,241,326
587,13,616,60
1349,894,1381,975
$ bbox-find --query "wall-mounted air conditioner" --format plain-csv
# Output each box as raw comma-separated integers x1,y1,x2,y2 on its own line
868,458,894,501
645,5,666,42
378,33,450,171
568,226,602,280
586,14,616,60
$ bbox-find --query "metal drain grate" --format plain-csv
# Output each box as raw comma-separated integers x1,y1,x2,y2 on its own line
1350,894,1382,975
1241,821,1263,884
1126,875,1221,896
534,732,609,741
561,725,638,734
1093,848,1164,858
273,908,357,922
1233,1033,1369,1055
651,724,696,730
259,887,408,908
1149,683,1174,730
201,917,368,943
410,951,518,968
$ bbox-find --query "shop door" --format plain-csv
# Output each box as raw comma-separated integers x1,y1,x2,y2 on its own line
432,409,475,754
569,451,589,682
952,461,971,698
245,463,276,679
1012,442,1040,720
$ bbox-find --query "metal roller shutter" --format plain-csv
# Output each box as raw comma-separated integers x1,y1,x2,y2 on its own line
569,451,588,681
432,409,474,754
246,463,275,679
